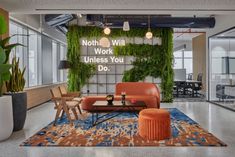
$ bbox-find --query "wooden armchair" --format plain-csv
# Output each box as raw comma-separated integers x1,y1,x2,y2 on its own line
59,85,80,97
50,87,82,126
59,85,82,114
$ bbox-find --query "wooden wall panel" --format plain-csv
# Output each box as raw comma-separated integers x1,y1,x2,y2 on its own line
25,83,66,109
0,8,9,93
192,33,206,91
0,8,9,38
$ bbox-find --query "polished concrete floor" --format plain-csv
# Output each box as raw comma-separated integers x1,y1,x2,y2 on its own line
213,100,235,111
0,101,235,157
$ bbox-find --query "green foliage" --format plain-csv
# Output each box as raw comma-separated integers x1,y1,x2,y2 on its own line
6,57,26,93
0,46,12,96
0,15,24,96
160,29,174,102
0,15,12,96
67,26,96,92
67,25,173,102
114,29,174,102
0,36,24,64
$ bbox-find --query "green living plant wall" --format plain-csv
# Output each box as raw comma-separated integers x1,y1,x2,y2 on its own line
67,25,173,102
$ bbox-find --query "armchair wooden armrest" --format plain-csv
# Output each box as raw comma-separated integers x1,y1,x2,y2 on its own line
52,96,73,101
62,92,80,97
61,96,74,101
51,97,62,101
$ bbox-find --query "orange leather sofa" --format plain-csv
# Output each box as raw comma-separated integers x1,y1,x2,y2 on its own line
81,82,160,112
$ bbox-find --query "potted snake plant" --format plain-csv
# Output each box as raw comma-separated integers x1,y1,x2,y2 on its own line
6,57,27,131
0,14,25,132
0,15,13,141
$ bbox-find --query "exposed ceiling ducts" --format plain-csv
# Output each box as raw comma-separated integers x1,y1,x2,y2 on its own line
86,15,215,28
44,14,215,34
44,14,76,34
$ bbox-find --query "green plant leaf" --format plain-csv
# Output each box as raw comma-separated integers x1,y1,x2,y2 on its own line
0,64,12,74
3,43,24,50
6,57,26,92
0,46,6,64
0,15,7,35
0,36,11,47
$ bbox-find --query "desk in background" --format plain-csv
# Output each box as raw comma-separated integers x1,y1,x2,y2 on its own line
174,80,202,97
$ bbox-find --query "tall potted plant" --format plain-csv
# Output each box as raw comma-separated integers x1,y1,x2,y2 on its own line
0,15,13,141
6,57,27,131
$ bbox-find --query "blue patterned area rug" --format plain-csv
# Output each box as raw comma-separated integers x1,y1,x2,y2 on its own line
21,108,226,147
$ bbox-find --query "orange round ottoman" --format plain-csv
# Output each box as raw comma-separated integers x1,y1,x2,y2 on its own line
138,108,171,140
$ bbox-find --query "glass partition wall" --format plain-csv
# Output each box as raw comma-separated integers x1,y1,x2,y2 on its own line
9,20,67,88
209,28,235,111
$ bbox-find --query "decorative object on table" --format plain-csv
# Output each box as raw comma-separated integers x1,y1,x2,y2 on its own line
21,108,226,147
106,95,114,105
121,91,126,105
130,99,137,104
138,109,171,140
6,57,27,131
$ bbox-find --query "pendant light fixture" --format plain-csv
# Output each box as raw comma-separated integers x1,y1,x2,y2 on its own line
123,21,130,31
145,15,153,39
99,37,110,48
104,27,111,35
103,15,111,35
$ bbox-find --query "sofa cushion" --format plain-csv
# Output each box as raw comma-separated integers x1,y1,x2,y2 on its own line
115,82,160,97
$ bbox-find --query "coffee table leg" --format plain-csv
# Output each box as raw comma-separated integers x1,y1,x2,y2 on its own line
128,106,139,118
91,113,94,127
96,112,98,121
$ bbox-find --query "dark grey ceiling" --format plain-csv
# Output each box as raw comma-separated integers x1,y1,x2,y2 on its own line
44,14,215,34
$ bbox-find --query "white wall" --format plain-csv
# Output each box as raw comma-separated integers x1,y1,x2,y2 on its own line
10,14,66,43
174,40,192,51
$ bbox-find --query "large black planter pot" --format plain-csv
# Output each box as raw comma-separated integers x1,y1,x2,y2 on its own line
9,92,27,131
